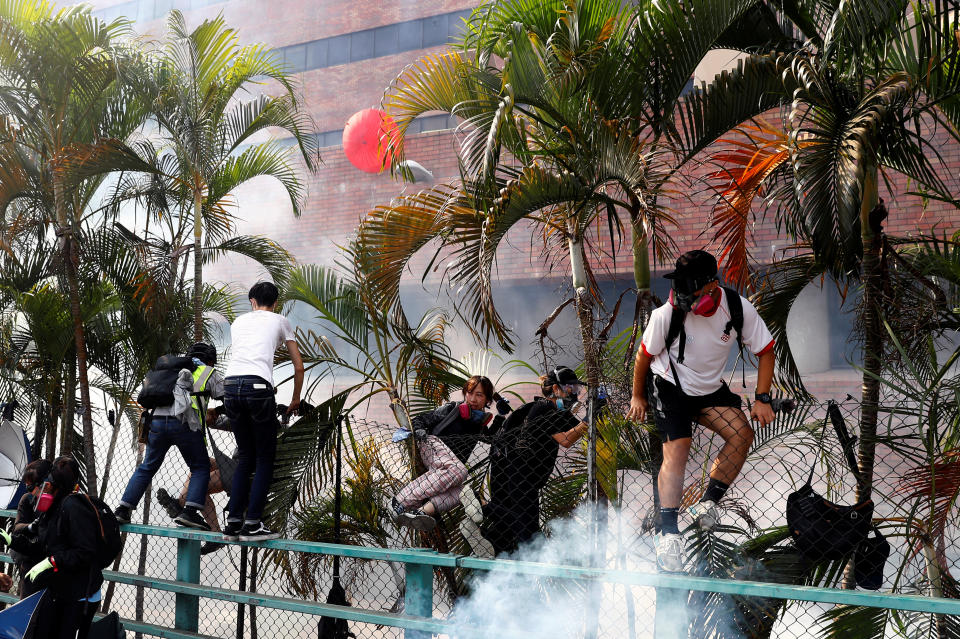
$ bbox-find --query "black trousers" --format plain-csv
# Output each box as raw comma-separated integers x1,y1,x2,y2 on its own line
26,590,96,639
482,462,543,554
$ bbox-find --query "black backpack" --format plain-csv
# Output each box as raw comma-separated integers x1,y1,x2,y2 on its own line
137,354,197,409
661,286,744,391
73,493,122,568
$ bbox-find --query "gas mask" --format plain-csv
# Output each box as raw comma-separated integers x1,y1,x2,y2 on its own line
554,384,580,411
669,276,719,315
458,402,487,423
35,474,55,513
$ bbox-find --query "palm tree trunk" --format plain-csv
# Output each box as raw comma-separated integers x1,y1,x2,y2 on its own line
856,169,882,505
570,232,605,639
55,175,98,496
61,353,76,456
193,188,203,341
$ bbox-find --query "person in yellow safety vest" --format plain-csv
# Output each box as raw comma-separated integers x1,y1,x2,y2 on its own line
115,342,225,530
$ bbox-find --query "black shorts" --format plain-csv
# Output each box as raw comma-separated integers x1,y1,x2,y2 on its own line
651,375,742,441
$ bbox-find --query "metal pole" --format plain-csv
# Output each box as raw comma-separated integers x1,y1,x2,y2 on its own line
175,537,201,632
404,563,433,639
236,546,247,639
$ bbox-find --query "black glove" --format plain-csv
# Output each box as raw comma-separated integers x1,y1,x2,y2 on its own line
495,396,511,416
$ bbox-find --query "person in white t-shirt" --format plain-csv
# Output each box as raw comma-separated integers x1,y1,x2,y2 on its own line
627,250,775,572
222,281,304,542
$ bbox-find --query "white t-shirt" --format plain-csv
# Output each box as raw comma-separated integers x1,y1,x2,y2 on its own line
225,310,296,385
640,289,774,396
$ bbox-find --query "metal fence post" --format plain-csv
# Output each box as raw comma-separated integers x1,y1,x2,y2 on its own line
404,560,433,639
175,537,201,632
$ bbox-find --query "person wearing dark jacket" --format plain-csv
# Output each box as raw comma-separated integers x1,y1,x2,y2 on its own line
481,366,589,554
390,376,507,531
10,459,52,598
10,456,103,639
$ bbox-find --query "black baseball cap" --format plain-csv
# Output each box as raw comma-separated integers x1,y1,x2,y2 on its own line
547,365,583,386
664,250,718,281
664,250,718,293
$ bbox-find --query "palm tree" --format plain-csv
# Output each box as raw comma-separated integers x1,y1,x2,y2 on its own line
702,1,960,510
0,1,155,493
150,11,319,340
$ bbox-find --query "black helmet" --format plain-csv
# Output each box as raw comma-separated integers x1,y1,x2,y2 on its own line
186,342,217,366
546,366,583,387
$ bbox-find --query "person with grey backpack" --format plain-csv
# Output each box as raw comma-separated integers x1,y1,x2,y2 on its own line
115,342,224,530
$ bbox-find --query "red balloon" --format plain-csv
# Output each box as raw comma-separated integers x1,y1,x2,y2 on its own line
342,109,400,173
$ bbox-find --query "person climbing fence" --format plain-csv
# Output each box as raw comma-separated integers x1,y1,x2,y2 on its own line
480,366,591,554
627,250,775,573
389,375,510,532
115,342,225,531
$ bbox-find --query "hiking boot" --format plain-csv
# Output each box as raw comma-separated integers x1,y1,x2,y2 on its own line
397,509,436,532
114,505,132,525
238,522,281,541
156,488,180,520
223,520,243,541
655,533,685,573
174,507,211,531
688,500,720,531
201,541,226,556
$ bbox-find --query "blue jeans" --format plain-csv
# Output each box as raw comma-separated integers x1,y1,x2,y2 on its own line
120,416,210,510
223,375,278,524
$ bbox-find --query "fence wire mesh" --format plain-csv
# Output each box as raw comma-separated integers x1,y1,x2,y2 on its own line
1,375,955,639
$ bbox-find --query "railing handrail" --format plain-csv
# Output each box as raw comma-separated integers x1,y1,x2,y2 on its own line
4,508,960,636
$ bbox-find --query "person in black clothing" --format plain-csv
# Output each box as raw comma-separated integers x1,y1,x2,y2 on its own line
9,456,103,639
10,459,52,598
390,375,508,531
481,366,589,554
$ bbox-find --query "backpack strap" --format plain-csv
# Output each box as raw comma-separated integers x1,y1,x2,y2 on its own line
720,286,747,388
721,286,744,354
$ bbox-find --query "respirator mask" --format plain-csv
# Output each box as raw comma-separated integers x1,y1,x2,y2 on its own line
669,275,719,315
555,384,580,411
35,473,55,513
458,403,487,423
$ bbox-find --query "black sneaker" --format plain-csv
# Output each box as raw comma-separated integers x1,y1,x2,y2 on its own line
156,488,180,520
201,541,226,555
114,505,132,525
238,522,281,541
174,508,211,531
223,520,242,541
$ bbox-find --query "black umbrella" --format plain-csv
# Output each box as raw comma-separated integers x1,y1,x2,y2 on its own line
318,415,354,639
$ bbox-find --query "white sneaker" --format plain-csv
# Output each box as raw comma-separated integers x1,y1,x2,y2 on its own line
460,486,485,525
656,533,685,572
688,499,720,531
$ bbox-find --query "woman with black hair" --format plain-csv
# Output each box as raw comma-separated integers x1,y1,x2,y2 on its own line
12,456,103,639
10,458,52,598
481,366,589,554
390,375,508,531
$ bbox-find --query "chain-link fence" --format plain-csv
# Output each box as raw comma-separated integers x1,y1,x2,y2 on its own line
1,378,955,638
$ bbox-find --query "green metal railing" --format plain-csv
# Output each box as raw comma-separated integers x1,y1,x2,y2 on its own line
1,509,959,639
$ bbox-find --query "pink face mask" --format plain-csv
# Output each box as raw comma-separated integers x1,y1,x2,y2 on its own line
668,288,719,316
35,484,54,512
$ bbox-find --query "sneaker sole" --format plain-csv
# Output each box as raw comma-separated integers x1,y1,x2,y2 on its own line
174,517,211,531
397,513,436,531
238,532,281,541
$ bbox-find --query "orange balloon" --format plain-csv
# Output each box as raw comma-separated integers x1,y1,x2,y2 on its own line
342,108,401,173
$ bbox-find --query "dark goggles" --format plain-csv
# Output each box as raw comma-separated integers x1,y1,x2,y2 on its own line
672,275,716,295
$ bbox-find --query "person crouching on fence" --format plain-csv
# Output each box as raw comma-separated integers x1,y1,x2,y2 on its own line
115,342,224,530
626,250,775,572
389,375,506,531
